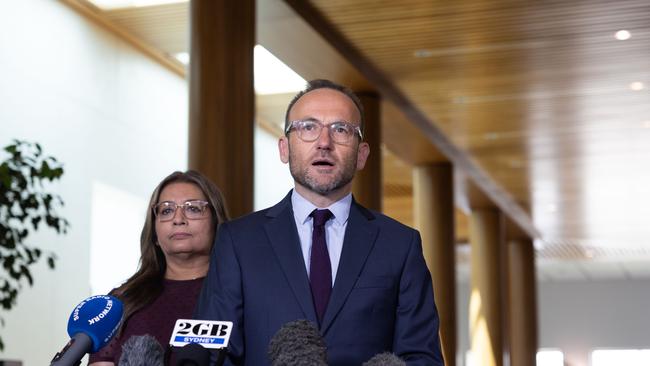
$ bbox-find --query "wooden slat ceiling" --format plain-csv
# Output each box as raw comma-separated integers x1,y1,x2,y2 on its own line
101,2,187,54
64,0,650,272
305,0,650,253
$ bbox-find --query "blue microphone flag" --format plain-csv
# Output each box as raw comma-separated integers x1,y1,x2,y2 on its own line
66,295,123,352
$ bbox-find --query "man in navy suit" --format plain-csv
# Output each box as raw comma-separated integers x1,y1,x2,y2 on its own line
196,79,444,365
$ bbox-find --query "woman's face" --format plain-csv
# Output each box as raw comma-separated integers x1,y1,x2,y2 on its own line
154,182,214,260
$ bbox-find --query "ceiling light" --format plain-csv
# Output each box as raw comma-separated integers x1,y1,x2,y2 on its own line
629,81,645,91
483,132,499,140
174,52,189,65
546,204,557,213
643,121,650,129
254,45,306,95
615,30,631,40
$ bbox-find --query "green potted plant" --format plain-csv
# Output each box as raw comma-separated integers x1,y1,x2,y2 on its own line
0,140,69,350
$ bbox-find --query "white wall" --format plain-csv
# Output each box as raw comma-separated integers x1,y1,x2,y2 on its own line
537,279,650,366
456,278,650,366
0,1,188,364
254,127,294,211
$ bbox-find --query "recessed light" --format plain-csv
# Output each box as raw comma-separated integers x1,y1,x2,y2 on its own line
615,30,631,40
629,81,645,91
546,204,557,213
174,52,189,65
643,121,650,129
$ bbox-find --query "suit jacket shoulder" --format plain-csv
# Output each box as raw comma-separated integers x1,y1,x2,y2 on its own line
222,191,292,228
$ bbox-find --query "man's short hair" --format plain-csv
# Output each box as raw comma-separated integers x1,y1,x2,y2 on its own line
284,79,365,138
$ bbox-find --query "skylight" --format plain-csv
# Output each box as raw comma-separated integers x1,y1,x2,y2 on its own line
254,45,307,95
174,46,305,95
87,0,187,10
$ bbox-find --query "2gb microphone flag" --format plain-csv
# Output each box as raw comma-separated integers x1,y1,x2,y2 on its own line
169,319,233,349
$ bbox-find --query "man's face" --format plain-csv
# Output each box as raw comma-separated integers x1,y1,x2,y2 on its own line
279,88,369,197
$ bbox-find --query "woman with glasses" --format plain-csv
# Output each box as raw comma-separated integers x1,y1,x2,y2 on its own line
89,170,229,365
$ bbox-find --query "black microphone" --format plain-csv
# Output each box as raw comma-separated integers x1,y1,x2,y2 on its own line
362,352,406,366
174,342,211,366
267,319,327,366
50,295,123,366
118,334,165,366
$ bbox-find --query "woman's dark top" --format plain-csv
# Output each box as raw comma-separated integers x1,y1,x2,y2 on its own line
88,277,204,364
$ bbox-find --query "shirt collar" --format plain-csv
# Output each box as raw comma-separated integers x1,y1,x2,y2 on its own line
291,189,352,226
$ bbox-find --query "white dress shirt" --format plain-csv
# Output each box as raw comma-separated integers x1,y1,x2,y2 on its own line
291,189,351,285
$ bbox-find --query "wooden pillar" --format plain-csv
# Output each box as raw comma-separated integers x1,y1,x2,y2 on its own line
469,209,505,366
188,0,255,219
352,92,381,211
508,239,538,366
413,163,457,366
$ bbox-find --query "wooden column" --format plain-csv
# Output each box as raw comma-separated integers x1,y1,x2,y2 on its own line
508,239,538,366
188,0,255,219
352,92,381,211
469,209,505,366
413,163,457,366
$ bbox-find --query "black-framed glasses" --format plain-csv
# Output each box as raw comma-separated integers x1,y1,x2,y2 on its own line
153,200,210,222
285,119,363,144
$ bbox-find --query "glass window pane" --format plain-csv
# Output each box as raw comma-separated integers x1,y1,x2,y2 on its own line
537,349,564,366
592,349,650,366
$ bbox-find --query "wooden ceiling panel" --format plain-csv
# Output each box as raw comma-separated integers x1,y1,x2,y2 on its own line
381,100,446,164
309,0,650,250
65,0,650,272
258,0,371,91
104,2,188,54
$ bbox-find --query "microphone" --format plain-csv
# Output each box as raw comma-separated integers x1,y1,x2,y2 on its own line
169,319,233,349
362,352,406,366
118,334,164,366
174,343,211,366
169,319,232,366
50,295,123,366
267,319,327,366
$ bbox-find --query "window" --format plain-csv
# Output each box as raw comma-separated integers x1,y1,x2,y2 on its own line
463,349,564,366
592,349,650,366
537,349,564,366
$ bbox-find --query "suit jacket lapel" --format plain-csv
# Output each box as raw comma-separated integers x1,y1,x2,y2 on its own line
264,192,319,324
321,201,379,333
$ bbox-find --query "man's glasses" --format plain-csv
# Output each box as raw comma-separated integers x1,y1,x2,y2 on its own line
153,200,210,222
285,119,363,144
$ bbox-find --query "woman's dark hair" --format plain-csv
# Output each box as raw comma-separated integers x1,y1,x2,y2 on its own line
112,170,229,330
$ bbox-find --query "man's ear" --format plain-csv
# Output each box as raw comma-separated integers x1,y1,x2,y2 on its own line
356,141,370,171
279,136,290,164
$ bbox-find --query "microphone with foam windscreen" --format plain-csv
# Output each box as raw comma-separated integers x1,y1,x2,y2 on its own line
362,352,406,366
267,319,327,366
50,295,123,366
118,334,164,366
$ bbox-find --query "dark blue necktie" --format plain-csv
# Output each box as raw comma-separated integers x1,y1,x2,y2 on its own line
310,209,333,325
